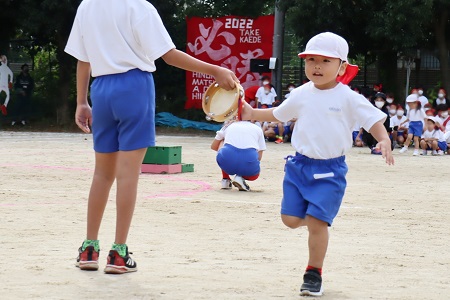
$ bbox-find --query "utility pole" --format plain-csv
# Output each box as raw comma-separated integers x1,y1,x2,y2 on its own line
272,0,286,100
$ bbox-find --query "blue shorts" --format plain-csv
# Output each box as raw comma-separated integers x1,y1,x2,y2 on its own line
284,125,291,136
352,131,359,141
438,141,448,151
281,154,348,225
216,144,260,177
408,121,423,137
90,69,155,153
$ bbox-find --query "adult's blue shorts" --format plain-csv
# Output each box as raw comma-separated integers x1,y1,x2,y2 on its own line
90,69,155,153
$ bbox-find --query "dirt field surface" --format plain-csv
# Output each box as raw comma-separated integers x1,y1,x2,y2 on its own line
1,131,449,300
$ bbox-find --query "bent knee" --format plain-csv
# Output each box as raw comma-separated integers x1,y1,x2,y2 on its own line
281,214,305,229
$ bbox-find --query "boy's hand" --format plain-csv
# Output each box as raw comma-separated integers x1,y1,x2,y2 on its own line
376,139,394,165
75,103,92,133
213,66,239,91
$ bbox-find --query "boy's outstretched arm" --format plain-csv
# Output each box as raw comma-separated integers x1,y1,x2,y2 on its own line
369,121,395,165
240,101,280,122
161,49,238,91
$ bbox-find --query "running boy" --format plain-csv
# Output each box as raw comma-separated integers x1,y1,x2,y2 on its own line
65,0,238,274
240,32,394,296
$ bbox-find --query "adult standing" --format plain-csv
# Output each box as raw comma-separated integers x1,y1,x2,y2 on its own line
12,64,34,125
0,55,13,115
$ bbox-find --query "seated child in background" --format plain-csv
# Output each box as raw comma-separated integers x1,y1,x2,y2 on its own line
389,105,408,148
435,104,450,131
211,120,266,191
352,123,364,147
263,121,284,144
283,118,297,143
256,84,277,108
388,103,397,118
420,116,447,156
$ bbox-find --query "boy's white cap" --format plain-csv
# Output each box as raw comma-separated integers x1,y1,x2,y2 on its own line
406,94,419,102
298,32,349,61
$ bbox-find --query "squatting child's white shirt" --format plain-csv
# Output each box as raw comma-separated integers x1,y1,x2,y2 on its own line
65,0,175,77
422,129,445,142
273,82,386,159
216,121,266,151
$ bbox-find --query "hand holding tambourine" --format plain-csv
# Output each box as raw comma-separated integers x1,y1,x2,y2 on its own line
202,82,244,123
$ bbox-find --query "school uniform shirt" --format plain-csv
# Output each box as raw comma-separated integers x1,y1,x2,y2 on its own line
65,0,175,77
273,82,386,159
407,108,426,122
218,121,266,151
390,115,409,129
422,129,445,142
256,86,277,106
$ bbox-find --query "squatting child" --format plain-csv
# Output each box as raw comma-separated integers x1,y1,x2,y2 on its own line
240,32,394,296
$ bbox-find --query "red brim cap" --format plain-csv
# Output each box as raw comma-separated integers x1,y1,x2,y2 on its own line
336,64,359,85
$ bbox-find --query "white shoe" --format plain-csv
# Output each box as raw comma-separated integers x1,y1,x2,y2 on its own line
438,150,444,156
221,179,232,189
232,175,250,191
432,150,438,156
21,120,26,125
399,146,408,154
413,150,419,156
421,150,427,156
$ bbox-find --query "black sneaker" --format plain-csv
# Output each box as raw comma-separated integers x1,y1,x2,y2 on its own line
104,246,137,274
300,269,323,296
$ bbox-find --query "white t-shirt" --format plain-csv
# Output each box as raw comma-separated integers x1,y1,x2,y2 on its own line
273,82,386,159
216,121,266,151
390,115,409,129
65,0,175,77
256,86,277,105
407,108,426,122
435,98,447,106
422,129,445,142
419,95,429,107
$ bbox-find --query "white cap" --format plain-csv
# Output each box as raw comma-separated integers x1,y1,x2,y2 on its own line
298,32,349,61
406,94,419,103
426,116,437,123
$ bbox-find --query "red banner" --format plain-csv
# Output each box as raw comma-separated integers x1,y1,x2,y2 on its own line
185,15,275,109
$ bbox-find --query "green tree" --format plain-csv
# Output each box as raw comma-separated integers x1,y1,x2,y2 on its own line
17,0,79,126
280,0,450,96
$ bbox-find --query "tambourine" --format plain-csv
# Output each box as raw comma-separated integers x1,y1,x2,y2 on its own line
202,82,243,122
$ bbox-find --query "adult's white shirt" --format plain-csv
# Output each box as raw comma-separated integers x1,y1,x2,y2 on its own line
65,0,175,77
273,82,386,159
217,121,266,151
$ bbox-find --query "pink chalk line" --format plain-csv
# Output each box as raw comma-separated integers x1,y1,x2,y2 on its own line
0,164,212,206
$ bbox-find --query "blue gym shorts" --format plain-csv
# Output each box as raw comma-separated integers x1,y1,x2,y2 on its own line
90,69,155,153
438,141,448,151
408,121,423,137
281,153,348,225
216,144,260,177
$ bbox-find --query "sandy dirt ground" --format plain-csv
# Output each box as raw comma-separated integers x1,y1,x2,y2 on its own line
1,131,449,300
